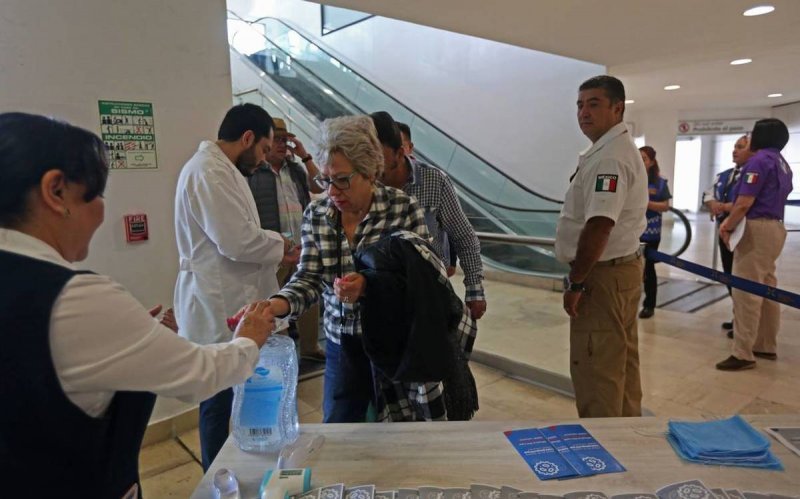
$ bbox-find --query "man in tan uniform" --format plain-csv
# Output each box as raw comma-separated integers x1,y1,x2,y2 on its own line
555,75,649,418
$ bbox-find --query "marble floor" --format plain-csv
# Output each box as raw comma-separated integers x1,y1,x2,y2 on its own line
140,215,800,497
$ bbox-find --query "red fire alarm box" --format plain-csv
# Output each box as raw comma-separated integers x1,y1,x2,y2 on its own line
124,214,149,243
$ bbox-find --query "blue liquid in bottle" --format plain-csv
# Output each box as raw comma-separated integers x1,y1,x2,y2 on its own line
231,335,299,452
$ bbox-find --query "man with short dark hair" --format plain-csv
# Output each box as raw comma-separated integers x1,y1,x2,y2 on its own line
396,121,459,275
174,103,298,470
396,121,415,159
248,117,325,361
555,75,648,418
371,111,487,320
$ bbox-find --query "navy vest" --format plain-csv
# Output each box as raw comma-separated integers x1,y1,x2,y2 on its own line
641,177,669,242
0,250,155,498
713,167,739,223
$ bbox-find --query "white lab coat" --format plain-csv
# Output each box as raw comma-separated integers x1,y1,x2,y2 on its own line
174,141,284,345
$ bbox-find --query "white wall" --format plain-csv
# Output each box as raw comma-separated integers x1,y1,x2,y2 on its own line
0,0,233,306
229,0,604,201
628,109,679,192
0,0,234,421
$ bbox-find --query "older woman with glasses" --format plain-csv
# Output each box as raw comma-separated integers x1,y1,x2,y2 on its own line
261,115,450,423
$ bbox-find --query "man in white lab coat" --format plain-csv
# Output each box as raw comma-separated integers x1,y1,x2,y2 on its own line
174,103,296,470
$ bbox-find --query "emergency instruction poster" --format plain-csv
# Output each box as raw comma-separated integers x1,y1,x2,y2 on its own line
98,100,158,170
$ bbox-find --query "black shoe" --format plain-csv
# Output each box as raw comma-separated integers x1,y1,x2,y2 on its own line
753,351,777,360
721,321,733,330
638,307,654,319
716,355,756,371
726,329,734,339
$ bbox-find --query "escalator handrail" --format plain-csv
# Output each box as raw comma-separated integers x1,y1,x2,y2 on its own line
229,13,565,205
476,206,693,259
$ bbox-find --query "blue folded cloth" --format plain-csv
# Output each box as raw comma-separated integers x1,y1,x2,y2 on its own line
666,415,783,470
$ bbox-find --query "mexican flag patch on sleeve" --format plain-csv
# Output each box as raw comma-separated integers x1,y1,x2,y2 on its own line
745,172,759,184
595,174,618,192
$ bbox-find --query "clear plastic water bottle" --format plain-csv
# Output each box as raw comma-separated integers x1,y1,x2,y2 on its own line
231,334,299,452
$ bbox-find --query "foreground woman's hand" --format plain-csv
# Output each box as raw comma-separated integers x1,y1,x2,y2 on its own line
233,301,276,348
334,272,366,304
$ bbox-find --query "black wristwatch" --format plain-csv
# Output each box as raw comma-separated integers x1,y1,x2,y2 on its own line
300,154,313,163
563,275,586,293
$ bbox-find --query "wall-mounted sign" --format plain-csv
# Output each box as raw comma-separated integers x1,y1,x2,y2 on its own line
677,119,759,136
98,100,158,170
124,214,149,243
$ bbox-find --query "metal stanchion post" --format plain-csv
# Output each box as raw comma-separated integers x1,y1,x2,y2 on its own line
711,223,720,271
697,217,719,284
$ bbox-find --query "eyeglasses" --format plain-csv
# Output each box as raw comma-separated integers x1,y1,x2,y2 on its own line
274,136,289,144
314,172,358,191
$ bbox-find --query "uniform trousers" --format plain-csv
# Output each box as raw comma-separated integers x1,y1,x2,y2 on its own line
641,239,660,309
718,233,735,295
731,218,786,361
570,256,643,418
277,265,321,355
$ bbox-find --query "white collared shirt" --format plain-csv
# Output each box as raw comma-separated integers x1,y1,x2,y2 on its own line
270,161,305,242
555,122,648,263
174,141,284,346
0,228,259,417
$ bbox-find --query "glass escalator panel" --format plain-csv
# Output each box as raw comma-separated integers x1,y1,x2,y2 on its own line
227,16,691,277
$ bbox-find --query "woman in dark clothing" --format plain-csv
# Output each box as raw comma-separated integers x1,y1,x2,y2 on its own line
0,112,274,498
638,146,672,319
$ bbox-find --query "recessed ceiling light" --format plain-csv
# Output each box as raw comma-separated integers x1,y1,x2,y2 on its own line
625,99,635,104
743,5,775,16
767,93,783,98
730,58,752,65
664,85,681,91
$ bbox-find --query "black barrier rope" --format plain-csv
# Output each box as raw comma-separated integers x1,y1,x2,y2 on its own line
644,247,800,309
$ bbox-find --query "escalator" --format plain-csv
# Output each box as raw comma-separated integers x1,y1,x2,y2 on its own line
228,15,691,276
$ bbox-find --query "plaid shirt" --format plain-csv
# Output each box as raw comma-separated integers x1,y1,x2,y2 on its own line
276,183,429,345
375,231,478,422
404,157,485,302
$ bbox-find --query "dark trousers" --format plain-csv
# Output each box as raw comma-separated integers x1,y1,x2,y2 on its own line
198,387,233,471
642,239,660,309
322,334,374,423
718,235,734,295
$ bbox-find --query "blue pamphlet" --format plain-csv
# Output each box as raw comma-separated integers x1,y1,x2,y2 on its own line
503,428,579,480
505,425,625,480
540,424,626,476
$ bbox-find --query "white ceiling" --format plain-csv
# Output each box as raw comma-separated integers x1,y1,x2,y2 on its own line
319,0,800,112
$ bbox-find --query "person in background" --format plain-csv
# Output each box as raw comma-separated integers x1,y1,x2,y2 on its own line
637,146,672,319
396,121,416,160
173,103,298,470
396,120,459,276
373,112,486,320
702,134,752,337
717,118,793,371
554,75,648,418
248,116,326,362
0,112,275,497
